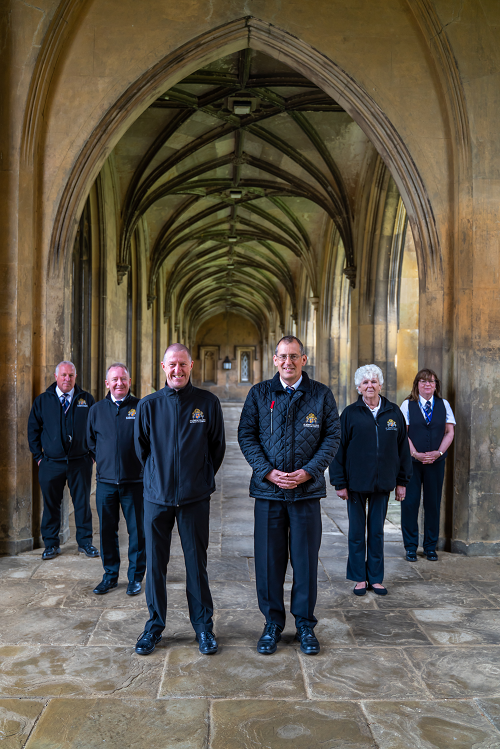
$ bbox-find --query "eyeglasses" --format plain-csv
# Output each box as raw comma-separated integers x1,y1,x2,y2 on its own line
276,354,301,362
419,379,436,385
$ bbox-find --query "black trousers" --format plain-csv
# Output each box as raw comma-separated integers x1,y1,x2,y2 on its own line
38,455,93,548
346,492,389,584
96,482,146,583
143,498,213,636
401,459,445,553
254,497,322,631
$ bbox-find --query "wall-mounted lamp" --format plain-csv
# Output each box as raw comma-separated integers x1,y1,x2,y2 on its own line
222,356,232,370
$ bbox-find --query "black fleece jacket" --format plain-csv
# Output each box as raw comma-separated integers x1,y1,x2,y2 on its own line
87,392,143,484
28,382,95,462
329,395,412,493
238,372,341,501
134,381,225,506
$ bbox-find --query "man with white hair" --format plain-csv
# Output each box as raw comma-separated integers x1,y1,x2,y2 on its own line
28,361,98,560
87,363,145,596
134,344,225,656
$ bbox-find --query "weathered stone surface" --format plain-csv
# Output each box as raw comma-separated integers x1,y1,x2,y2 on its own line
160,646,306,699
0,700,45,749
0,607,100,646
301,648,425,700
0,646,163,698
416,555,500,582
406,647,500,698
211,700,376,748
413,608,500,646
24,698,209,749
0,580,75,610
90,608,193,647
342,610,432,647
362,699,500,749
374,581,494,609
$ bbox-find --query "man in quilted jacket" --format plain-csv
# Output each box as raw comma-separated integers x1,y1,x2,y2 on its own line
238,336,340,655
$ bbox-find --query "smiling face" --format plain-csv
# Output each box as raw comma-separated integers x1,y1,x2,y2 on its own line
105,367,131,399
54,364,76,393
273,340,307,386
357,376,382,401
162,348,193,390
418,376,437,400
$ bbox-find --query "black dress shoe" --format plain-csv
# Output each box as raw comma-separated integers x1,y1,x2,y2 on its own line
424,550,438,561
295,625,320,655
353,583,367,596
135,630,162,655
196,631,218,655
126,581,142,596
368,583,388,596
405,550,418,562
78,544,100,558
93,578,118,595
257,622,282,655
42,546,61,561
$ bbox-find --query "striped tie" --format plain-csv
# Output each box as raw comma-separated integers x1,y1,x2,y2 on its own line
60,395,70,414
115,399,122,411
285,386,294,396
424,400,432,424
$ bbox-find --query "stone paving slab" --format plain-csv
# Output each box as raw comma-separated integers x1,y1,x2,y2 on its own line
24,698,210,749
412,608,500,646
373,581,496,609
300,647,427,700
362,699,500,749
477,698,500,733
406,646,500,699
0,699,46,749
160,646,306,699
342,610,433,647
211,699,376,748
0,579,75,609
0,645,163,698
0,607,101,646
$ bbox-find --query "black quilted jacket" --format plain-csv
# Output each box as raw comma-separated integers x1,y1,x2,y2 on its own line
238,372,341,501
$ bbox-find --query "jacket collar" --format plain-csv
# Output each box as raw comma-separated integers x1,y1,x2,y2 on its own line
163,380,194,398
270,370,311,394
106,390,131,406
355,393,392,414
46,382,83,397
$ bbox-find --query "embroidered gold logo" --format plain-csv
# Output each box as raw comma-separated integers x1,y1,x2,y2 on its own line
126,408,136,420
76,398,88,407
304,412,319,428
386,418,397,431
190,408,206,424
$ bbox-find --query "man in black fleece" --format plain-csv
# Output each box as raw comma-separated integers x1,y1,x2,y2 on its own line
27,361,99,560
134,344,225,656
87,363,145,597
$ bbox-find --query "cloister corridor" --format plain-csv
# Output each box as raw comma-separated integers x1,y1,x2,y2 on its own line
1,404,500,748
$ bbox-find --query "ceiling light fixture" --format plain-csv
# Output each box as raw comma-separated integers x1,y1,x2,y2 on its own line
227,236,238,243
229,189,243,199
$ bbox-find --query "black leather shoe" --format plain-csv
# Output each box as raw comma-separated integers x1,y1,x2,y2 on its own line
424,550,438,561
295,625,320,655
405,550,418,562
78,544,100,558
257,622,282,655
93,578,118,595
135,630,162,655
353,583,367,596
126,581,142,596
368,583,388,596
42,546,61,561
196,631,218,655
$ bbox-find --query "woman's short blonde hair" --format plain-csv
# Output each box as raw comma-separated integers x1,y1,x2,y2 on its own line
354,364,384,393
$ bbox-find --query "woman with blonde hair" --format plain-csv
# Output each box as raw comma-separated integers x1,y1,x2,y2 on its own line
400,369,455,562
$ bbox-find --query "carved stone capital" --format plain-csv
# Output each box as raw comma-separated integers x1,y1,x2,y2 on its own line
117,263,130,284
343,265,357,288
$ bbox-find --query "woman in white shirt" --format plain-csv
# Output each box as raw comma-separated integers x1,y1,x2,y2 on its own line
400,369,455,562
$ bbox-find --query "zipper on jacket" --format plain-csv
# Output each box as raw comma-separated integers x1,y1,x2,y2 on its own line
115,401,120,484
175,394,180,505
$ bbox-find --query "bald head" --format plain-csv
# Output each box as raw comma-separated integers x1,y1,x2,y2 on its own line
163,343,192,363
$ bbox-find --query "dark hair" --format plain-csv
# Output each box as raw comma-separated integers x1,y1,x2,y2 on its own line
408,368,442,401
274,336,305,356
163,343,192,362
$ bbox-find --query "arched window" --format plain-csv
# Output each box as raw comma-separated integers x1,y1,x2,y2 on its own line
240,351,250,382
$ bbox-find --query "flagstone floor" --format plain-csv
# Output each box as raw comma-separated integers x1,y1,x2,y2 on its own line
1,404,500,748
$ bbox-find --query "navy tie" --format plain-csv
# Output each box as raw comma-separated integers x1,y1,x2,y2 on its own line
424,400,432,424
60,395,70,414
285,386,294,396
115,399,122,411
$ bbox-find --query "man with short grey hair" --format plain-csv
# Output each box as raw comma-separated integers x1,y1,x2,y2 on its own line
238,336,340,655
87,363,145,596
28,361,98,560
134,343,225,656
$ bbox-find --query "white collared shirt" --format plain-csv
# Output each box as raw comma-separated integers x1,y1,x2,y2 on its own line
56,386,74,405
110,392,128,403
280,374,303,392
400,395,456,425
363,396,381,419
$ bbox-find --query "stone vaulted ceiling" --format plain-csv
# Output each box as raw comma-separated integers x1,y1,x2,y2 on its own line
113,49,375,337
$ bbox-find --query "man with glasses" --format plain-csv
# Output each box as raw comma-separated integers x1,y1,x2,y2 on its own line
28,361,99,560
238,336,340,655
